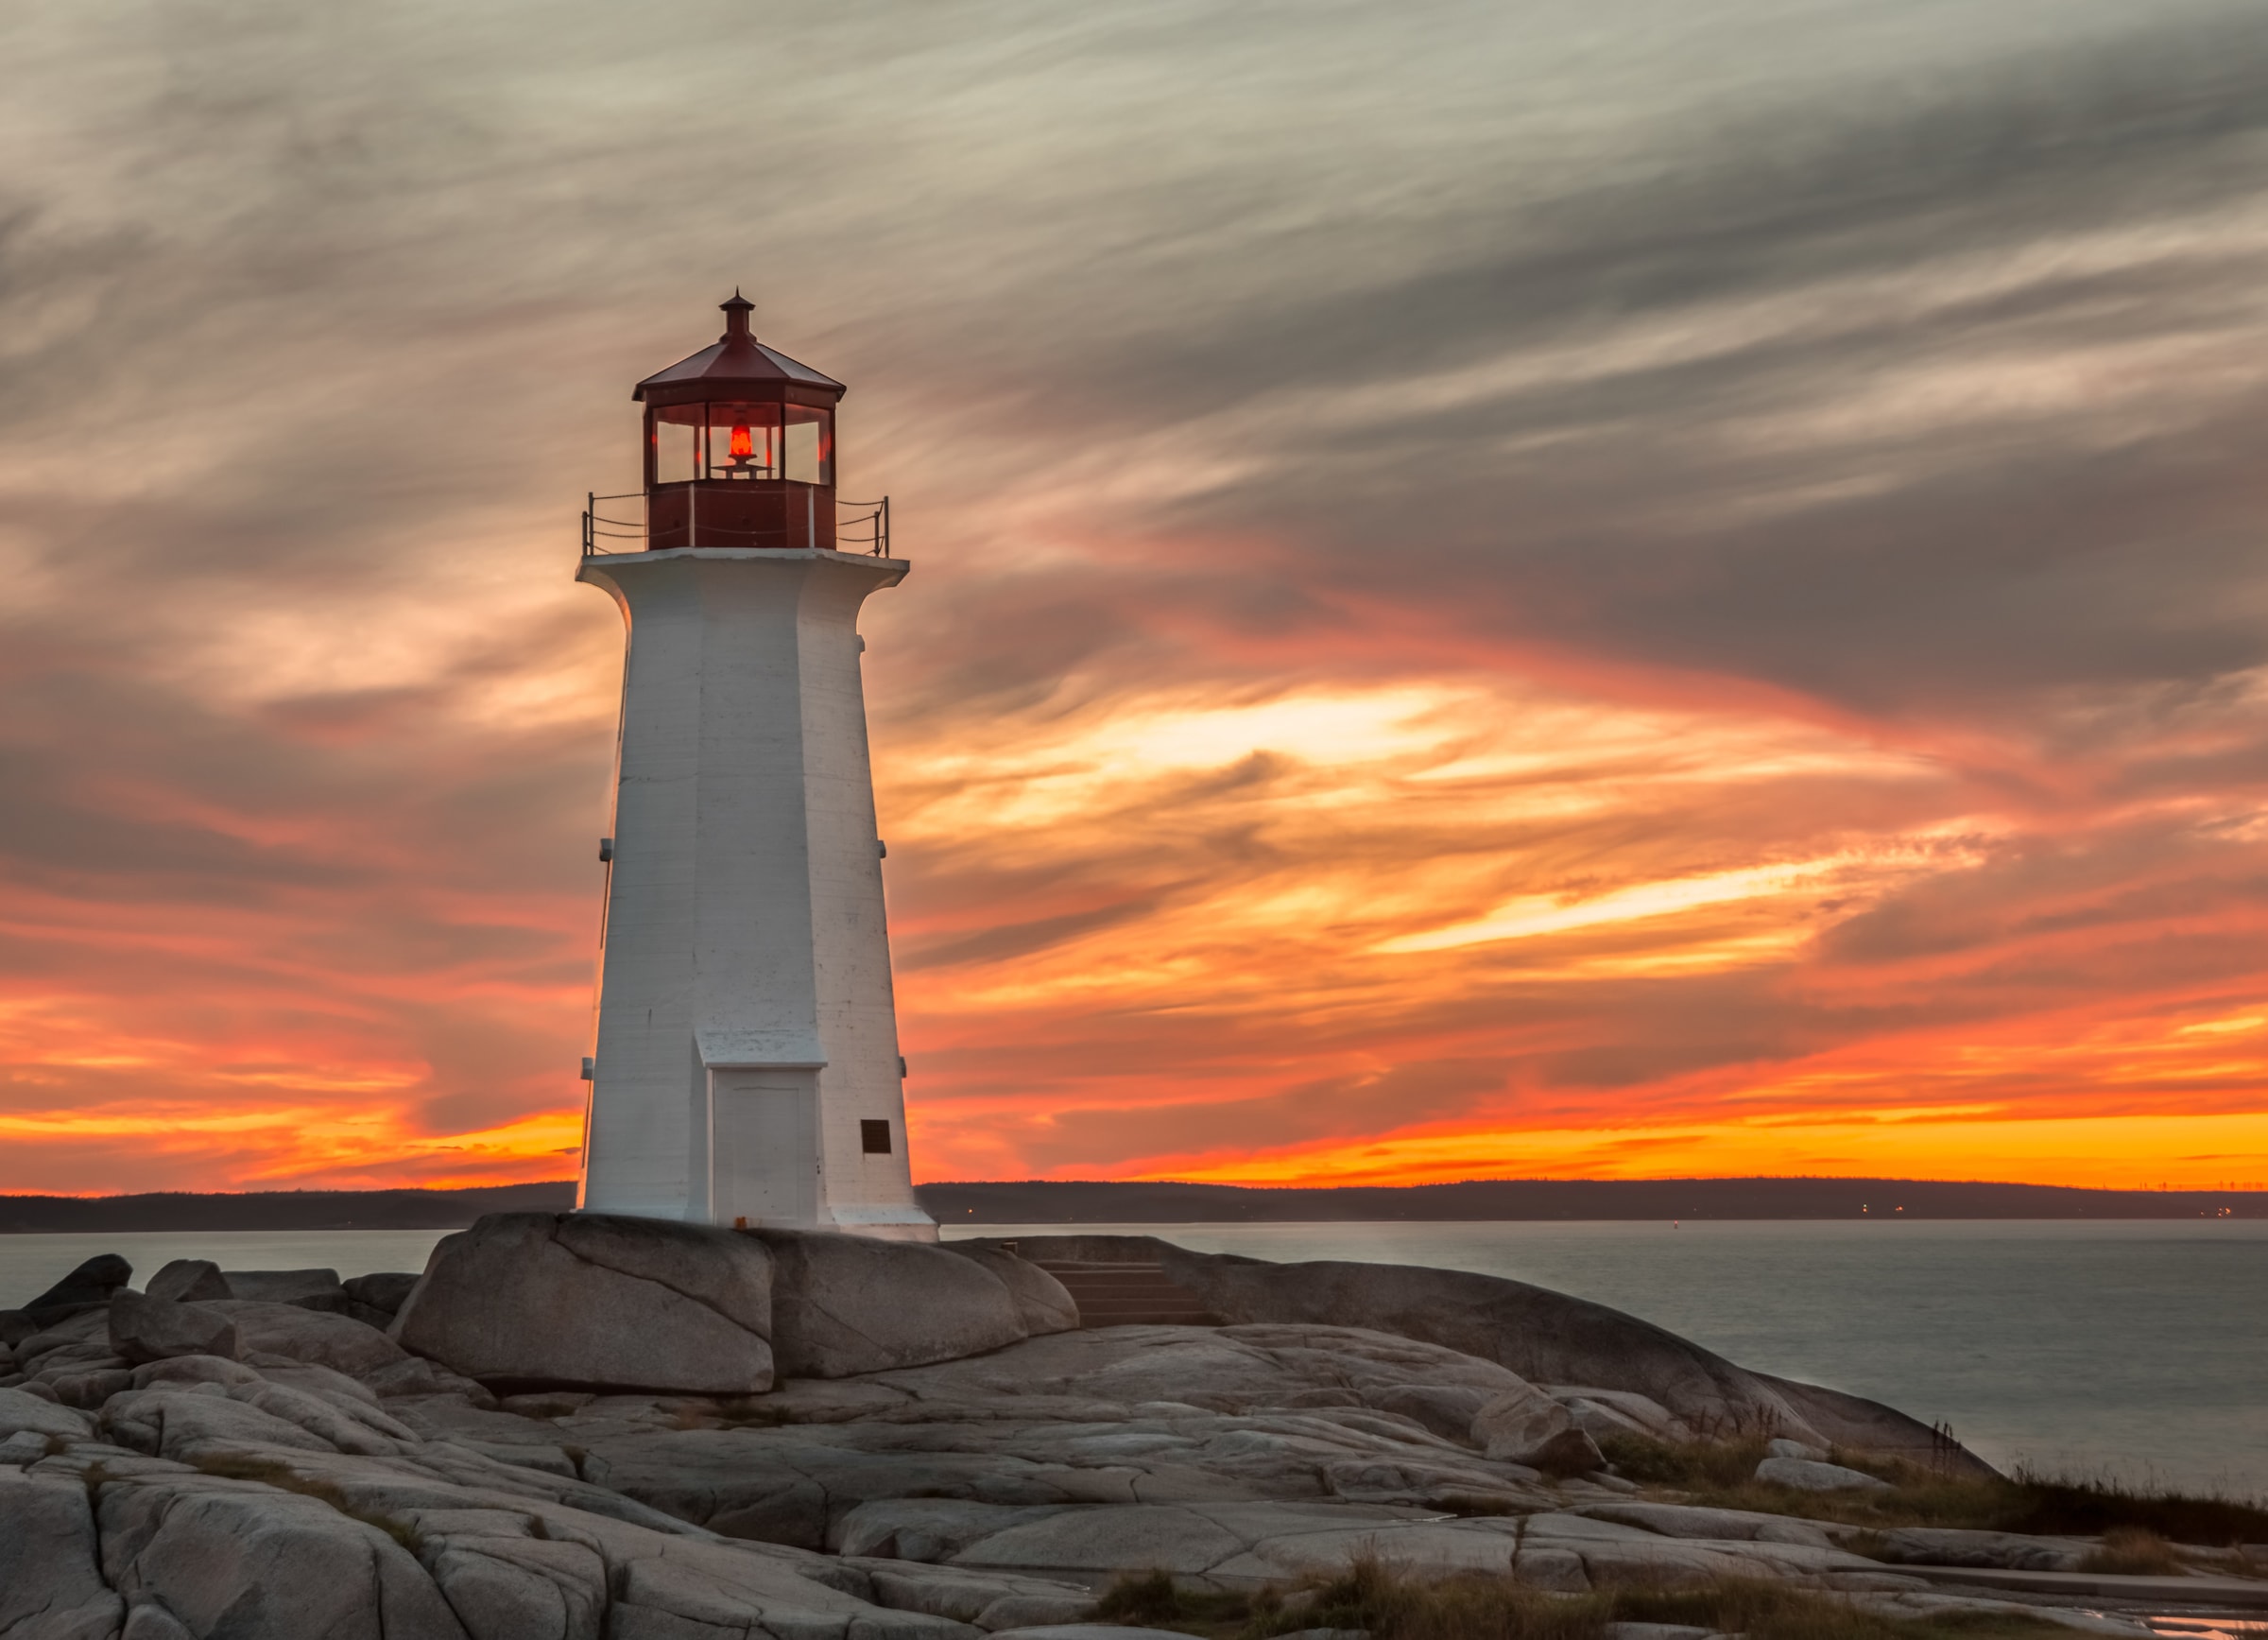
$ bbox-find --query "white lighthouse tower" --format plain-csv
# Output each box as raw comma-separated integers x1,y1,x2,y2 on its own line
575,294,935,1241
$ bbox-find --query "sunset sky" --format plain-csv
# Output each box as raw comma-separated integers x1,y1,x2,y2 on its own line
4,1,2267,1196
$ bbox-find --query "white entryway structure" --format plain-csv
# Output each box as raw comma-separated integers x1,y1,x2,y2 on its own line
574,295,935,1240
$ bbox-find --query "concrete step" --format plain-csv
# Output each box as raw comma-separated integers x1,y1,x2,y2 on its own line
1032,1260,1224,1328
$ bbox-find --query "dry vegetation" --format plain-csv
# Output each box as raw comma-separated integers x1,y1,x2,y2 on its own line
1097,1559,2077,1640
189,1452,425,1552
1595,1434,2268,1546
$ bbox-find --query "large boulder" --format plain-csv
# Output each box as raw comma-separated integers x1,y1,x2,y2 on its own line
221,1269,349,1312
209,1302,409,1378
147,1259,232,1303
938,1245,1080,1337
759,1230,1031,1377
4,1252,134,1338
392,1212,774,1394
111,1291,241,1365
343,1271,420,1329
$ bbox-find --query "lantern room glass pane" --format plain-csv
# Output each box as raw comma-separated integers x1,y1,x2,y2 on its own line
653,405,701,485
705,403,780,480
784,406,833,486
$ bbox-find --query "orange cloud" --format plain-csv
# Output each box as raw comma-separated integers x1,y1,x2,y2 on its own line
6,0,2268,1198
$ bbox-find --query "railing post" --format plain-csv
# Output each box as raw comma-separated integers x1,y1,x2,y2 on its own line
688,482,696,548
882,495,890,557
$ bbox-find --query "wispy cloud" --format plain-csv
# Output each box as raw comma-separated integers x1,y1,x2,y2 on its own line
0,0,2263,1191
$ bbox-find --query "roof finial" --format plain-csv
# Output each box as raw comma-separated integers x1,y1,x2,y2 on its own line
719,288,754,343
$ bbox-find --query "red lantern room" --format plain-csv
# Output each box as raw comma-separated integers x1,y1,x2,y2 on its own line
631,293,847,552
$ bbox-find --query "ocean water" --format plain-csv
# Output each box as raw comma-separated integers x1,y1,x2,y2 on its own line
5,1218,2259,1498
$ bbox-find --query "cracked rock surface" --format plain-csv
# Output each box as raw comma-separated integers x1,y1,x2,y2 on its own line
0,1239,2244,1639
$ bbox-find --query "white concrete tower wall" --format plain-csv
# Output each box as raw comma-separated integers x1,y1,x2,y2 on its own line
576,545,933,1238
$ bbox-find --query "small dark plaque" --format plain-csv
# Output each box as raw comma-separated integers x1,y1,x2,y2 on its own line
860,1119,892,1155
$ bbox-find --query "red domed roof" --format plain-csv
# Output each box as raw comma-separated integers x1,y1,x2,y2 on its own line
633,293,846,406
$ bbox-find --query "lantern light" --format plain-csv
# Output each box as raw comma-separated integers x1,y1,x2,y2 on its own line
730,423,753,460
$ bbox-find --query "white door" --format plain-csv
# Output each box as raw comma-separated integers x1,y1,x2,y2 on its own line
709,1071,819,1228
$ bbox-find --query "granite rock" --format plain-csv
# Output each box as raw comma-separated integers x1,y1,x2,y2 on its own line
997,1237,1987,1473
1861,1527,2091,1571
20,1252,135,1325
393,1212,775,1394
761,1230,1031,1378
0,1384,96,1441
146,1259,232,1304
0,1468,124,1638
0,1238,2093,1640
110,1291,242,1365
99,1472,472,1639
1469,1384,1605,1475
123,1605,199,1640
1755,1456,1893,1493
209,1300,410,1377
938,1245,1082,1338
221,1268,351,1311
129,1355,266,1391
346,1270,421,1316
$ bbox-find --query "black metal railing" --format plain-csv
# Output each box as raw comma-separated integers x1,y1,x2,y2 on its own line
835,496,891,555
580,492,891,558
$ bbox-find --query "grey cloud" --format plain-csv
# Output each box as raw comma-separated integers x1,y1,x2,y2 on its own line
4,0,2266,1185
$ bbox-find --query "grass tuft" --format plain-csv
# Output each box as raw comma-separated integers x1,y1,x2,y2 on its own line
1097,1558,2090,1640
2078,1527,2181,1576
1610,1576,2070,1640
1598,1431,1773,1490
1600,1433,2268,1547
1096,1568,1267,1632
189,1453,425,1554
1282,1561,2070,1640
1255,1556,1605,1640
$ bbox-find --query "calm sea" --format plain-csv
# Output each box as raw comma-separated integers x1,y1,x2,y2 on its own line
4,1218,2259,1499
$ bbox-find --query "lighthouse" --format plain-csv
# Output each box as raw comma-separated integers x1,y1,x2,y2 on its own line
574,294,935,1241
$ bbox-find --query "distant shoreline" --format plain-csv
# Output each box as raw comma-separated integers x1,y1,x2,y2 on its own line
0,1175,2259,1232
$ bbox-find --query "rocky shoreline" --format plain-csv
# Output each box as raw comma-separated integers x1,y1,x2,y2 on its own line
0,1216,2258,1639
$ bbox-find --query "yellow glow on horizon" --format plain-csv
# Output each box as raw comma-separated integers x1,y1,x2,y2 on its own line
1138,1110,2268,1193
